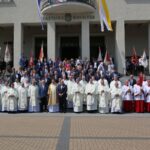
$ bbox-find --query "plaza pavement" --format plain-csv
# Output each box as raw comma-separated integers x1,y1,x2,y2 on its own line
0,113,150,150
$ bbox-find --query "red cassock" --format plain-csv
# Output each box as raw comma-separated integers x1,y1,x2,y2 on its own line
123,101,133,112
133,84,145,113
146,103,150,112
134,100,144,113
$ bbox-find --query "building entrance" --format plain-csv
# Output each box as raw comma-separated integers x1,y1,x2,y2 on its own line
60,36,80,59
90,36,106,60
34,37,47,60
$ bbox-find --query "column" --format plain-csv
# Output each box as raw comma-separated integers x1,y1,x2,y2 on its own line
81,20,90,60
47,21,56,60
14,22,23,69
115,19,126,74
148,24,150,73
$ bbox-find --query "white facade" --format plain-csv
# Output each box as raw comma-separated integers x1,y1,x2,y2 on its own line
0,0,150,73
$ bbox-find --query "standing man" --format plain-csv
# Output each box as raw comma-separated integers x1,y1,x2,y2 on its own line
72,78,84,113
85,78,97,112
97,79,110,114
129,74,136,86
1,82,9,112
67,75,75,108
57,79,67,113
47,79,59,112
39,80,48,112
18,83,28,112
28,79,40,112
7,83,18,113
133,80,145,113
122,80,133,112
145,80,150,112
111,81,122,113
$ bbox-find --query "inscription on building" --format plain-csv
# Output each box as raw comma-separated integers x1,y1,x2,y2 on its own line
43,14,95,21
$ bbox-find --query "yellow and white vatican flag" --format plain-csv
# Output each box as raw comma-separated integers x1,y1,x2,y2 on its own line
97,0,113,32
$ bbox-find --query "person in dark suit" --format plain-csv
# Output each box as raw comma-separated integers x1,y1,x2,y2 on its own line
39,80,48,112
57,79,67,113
129,74,136,86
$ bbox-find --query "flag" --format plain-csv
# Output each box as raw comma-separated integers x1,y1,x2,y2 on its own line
104,50,111,65
4,44,11,63
97,0,113,32
97,46,102,61
141,50,148,68
29,51,34,67
131,47,138,65
39,42,44,62
36,0,44,30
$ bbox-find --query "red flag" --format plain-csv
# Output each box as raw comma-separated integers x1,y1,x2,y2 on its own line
39,42,44,62
104,51,111,65
29,51,34,67
131,47,138,65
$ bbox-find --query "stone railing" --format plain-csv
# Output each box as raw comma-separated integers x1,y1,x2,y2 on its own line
41,0,95,11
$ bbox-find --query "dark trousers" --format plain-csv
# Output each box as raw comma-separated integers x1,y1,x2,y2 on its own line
40,97,47,112
59,97,67,113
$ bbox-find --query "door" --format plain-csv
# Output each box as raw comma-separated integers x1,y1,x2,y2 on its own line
34,37,47,60
60,36,80,59
90,36,106,60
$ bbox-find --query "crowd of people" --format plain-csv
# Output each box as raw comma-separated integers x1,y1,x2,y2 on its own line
0,57,149,114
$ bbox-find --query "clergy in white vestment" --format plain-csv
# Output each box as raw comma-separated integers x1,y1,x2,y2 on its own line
47,79,59,112
98,75,109,88
79,76,87,104
7,83,18,112
72,78,84,112
62,74,68,85
18,83,28,112
14,78,21,91
133,80,145,113
0,81,4,111
142,75,148,89
91,76,99,106
85,78,97,111
97,79,110,113
144,80,150,112
110,75,122,90
66,75,75,108
28,79,40,112
122,80,133,112
111,81,122,113
1,82,9,112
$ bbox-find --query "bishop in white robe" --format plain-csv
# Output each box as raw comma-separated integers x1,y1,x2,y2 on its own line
66,76,75,108
111,81,122,113
85,79,97,111
97,79,110,113
72,79,84,112
79,76,87,104
7,84,18,112
18,83,28,112
1,83,9,112
28,79,40,112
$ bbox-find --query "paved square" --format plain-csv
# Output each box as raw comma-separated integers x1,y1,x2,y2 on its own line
0,113,150,150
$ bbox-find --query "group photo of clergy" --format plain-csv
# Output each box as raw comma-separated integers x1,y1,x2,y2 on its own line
0,56,149,114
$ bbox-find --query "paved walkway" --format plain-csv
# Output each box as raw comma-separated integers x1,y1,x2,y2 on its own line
0,113,150,150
